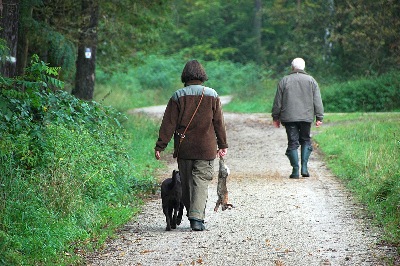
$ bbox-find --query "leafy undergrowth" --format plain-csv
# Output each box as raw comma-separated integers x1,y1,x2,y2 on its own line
0,56,161,265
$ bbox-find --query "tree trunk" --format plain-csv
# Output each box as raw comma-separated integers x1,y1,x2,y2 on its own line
253,0,262,64
72,0,99,100
323,0,334,63
0,0,19,78
16,2,32,76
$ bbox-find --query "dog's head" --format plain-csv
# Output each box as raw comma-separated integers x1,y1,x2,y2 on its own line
172,170,181,183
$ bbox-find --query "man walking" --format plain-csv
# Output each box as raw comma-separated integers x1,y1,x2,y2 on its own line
271,58,324,178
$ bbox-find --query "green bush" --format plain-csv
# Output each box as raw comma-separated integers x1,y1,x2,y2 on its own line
0,56,157,265
322,71,400,112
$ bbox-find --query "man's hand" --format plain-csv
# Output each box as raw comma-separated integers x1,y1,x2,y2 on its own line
218,148,228,157
316,120,323,127
273,120,281,128
155,150,161,160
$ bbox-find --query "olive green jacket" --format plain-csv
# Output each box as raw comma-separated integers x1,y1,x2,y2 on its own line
272,70,324,123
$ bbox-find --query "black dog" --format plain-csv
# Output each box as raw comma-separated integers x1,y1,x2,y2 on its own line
161,170,184,231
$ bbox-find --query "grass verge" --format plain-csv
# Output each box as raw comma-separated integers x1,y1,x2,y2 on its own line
313,113,400,245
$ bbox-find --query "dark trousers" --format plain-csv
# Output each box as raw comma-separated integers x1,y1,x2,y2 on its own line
283,122,312,150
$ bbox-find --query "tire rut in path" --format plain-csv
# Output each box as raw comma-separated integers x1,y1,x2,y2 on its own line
86,112,396,266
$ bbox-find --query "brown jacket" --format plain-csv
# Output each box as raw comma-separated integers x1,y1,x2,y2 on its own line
155,84,228,160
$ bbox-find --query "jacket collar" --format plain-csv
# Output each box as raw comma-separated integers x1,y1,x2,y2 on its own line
290,69,308,75
185,80,203,86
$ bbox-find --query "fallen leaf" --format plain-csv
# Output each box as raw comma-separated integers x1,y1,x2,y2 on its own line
140,249,155,254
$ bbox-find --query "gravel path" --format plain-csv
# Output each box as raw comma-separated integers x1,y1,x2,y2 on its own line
86,106,396,266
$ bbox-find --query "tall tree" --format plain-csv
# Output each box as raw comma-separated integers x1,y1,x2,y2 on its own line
72,0,99,100
253,0,262,64
262,0,333,75
17,0,78,78
16,0,78,81
16,0,30,76
0,0,19,78
332,0,400,76
164,0,255,63
97,0,172,72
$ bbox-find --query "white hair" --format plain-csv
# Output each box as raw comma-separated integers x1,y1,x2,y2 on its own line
291,58,305,70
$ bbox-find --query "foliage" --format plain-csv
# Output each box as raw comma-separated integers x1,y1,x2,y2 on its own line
163,1,252,62
322,71,400,112
332,0,400,76
313,113,400,244
17,0,400,79
95,53,182,110
204,60,270,96
17,0,173,85
98,0,173,73
0,56,159,265
0,38,10,64
94,54,270,112
263,0,335,75
19,0,78,80
16,0,400,83
223,77,276,113
160,0,400,78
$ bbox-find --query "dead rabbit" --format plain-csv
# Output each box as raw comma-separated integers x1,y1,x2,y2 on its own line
214,157,233,212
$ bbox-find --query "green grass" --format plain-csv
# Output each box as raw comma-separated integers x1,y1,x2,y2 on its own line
314,113,400,244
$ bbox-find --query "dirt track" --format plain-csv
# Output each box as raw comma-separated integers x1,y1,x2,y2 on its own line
86,106,397,266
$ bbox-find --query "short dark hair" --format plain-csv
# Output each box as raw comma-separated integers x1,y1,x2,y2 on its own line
181,60,208,83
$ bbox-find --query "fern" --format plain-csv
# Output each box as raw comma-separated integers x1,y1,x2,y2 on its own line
25,54,64,90
0,54,64,92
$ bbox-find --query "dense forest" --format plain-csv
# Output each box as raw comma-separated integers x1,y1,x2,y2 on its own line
2,0,399,93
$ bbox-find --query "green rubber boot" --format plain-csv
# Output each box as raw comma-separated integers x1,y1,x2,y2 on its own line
285,149,299,179
301,145,313,177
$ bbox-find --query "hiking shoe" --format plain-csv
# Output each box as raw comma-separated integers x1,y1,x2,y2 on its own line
190,220,205,231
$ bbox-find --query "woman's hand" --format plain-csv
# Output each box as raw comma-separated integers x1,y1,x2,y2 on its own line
155,150,161,160
218,148,228,157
